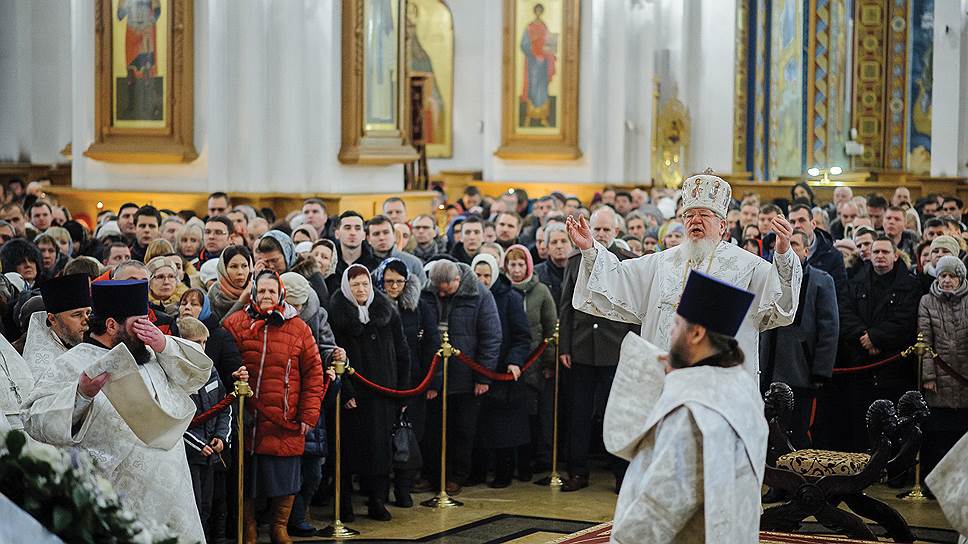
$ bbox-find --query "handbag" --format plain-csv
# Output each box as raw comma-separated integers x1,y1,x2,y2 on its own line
392,408,422,470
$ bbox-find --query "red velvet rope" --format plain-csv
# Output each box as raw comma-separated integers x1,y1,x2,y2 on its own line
348,353,442,398
454,340,549,382
832,353,903,374
188,393,237,429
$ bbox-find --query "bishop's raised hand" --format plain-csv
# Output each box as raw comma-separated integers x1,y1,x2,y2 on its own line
566,215,594,251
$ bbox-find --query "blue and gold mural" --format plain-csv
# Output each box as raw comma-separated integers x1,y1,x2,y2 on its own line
733,0,933,178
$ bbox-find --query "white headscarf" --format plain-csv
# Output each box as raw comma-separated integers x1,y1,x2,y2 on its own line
341,263,374,324
471,253,500,288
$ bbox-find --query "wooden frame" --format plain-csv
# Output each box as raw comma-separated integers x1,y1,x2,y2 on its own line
85,0,197,163
339,0,419,165
407,0,454,158
495,0,581,161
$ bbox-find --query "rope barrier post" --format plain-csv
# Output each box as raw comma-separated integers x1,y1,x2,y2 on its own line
421,332,463,508
320,360,360,538
900,333,935,502
537,321,564,488
234,378,252,544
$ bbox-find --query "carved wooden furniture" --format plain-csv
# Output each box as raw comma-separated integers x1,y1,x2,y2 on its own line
761,383,929,543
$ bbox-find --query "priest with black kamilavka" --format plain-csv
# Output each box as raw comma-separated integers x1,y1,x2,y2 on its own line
23,279,213,541
605,271,768,543
24,273,93,378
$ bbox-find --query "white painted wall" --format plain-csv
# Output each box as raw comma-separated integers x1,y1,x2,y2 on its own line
0,0,72,165
931,0,963,177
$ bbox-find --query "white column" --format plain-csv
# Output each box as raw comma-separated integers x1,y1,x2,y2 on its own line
932,0,964,177
689,0,737,173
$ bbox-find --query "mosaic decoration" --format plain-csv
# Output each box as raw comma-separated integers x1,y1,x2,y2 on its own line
908,0,934,174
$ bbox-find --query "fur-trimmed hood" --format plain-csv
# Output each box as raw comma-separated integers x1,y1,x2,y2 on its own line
329,287,396,335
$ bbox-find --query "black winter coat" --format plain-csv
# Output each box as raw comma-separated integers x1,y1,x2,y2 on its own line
202,314,244,390
534,258,566,311
184,368,233,466
838,261,921,390
805,228,847,294
478,274,532,448
420,263,502,394
329,289,410,476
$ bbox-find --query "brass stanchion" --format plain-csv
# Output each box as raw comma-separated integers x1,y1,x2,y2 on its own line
421,332,463,508
536,322,563,487
234,378,253,544
320,360,361,537
900,332,936,502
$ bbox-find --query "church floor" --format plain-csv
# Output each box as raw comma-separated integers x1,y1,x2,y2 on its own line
258,471,956,543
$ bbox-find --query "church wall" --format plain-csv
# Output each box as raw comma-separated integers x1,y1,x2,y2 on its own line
70,0,406,195
931,0,964,177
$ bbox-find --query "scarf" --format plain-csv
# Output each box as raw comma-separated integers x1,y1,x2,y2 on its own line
373,257,409,293
261,230,297,269
217,248,251,301
245,270,293,330
341,264,374,324
930,276,968,302
505,244,534,286
471,253,500,289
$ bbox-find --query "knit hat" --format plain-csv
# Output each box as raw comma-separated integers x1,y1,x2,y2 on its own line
280,271,311,306
199,258,220,286
936,255,966,280
930,235,961,257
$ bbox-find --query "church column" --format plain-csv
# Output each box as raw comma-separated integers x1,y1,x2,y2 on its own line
930,0,964,177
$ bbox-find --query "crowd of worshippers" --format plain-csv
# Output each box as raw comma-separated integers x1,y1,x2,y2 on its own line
0,175,966,542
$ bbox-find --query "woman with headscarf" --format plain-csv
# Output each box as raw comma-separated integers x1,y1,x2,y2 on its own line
469,253,531,488
329,264,411,521
310,239,338,281
147,256,189,314
34,233,67,280
291,224,319,245
917,256,968,479
209,245,253,321
372,257,439,507
258,230,330,311
222,270,326,544
503,244,557,481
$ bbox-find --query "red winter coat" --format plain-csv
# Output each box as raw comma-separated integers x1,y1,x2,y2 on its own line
224,305,325,457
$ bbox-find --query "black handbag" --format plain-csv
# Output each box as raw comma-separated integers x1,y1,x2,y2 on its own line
392,408,422,470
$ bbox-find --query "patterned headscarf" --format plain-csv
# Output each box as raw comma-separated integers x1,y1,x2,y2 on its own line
373,257,409,294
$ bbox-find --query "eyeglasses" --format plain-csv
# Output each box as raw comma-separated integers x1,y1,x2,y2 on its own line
384,280,406,286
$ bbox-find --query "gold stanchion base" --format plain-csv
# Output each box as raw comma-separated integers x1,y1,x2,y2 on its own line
898,485,931,501
318,520,360,538
534,472,564,487
421,493,464,508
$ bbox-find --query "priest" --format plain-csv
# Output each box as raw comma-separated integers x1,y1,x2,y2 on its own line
24,273,92,378
23,280,213,541
926,431,968,544
606,271,768,543
0,333,32,430
566,170,802,377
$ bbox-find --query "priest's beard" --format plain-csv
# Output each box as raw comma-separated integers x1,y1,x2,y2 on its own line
681,236,720,265
116,328,152,366
668,332,692,370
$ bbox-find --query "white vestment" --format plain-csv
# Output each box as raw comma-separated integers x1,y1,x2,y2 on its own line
926,431,968,544
574,240,802,377
605,333,768,543
0,334,33,430
23,311,71,383
23,336,212,543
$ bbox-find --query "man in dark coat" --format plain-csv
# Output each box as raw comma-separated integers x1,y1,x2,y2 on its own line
826,236,921,452
420,260,501,494
534,222,572,309
760,230,839,449
558,207,637,492
788,203,847,294
327,211,381,294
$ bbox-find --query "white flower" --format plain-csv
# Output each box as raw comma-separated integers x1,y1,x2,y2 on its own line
23,440,69,474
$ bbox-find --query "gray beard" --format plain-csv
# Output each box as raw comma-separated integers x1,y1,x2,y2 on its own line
681,237,720,265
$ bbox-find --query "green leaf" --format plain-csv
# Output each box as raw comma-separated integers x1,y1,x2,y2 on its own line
5,430,26,457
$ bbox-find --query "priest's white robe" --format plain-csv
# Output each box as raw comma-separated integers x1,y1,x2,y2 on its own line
23,337,212,543
605,333,768,543
926,431,968,544
0,334,33,430
574,240,802,377
23,311,71,382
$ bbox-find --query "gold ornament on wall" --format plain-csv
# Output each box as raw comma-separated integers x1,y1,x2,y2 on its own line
652,95,690,189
